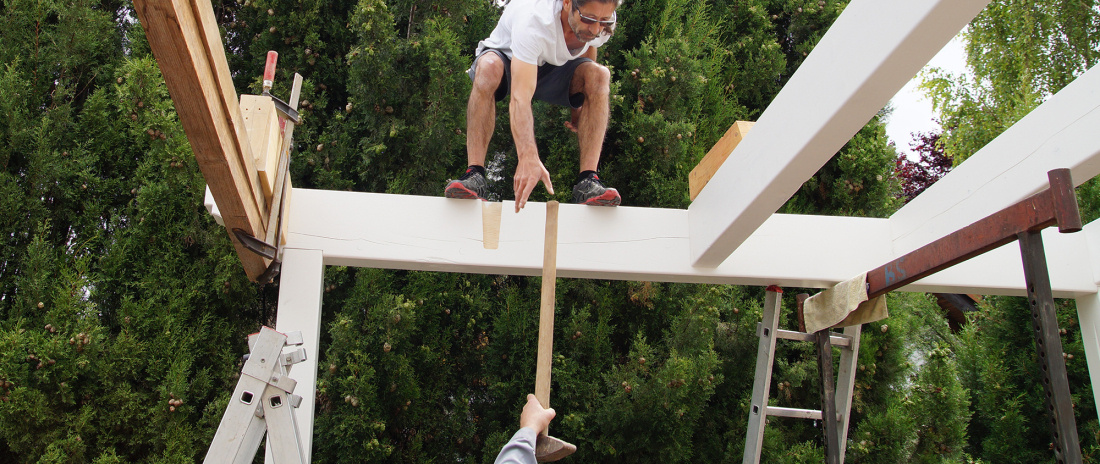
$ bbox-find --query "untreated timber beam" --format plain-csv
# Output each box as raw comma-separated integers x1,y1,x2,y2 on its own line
867,168,1082,298
133,0,270,280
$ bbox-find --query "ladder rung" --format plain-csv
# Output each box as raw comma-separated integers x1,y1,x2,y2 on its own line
765,406,843,422
766,406,821,420
774,328,852,347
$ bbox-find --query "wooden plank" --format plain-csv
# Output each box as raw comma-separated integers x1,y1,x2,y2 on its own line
687,0,990,267
283,189,1098,297
689,121,755,201
833,324,861,464
535,201,559,410
189,0,268,222
133,0,268,280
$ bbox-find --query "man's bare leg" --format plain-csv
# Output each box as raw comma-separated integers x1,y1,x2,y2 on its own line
568,62,619,206
570,62,611,172
447,53,505,200
467,52,505,167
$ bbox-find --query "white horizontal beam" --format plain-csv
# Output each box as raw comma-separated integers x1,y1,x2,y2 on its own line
687,0,989,268
285,189,1096,297
890,63,1100,255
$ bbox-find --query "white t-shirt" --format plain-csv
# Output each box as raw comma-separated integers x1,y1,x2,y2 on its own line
475,0,611,67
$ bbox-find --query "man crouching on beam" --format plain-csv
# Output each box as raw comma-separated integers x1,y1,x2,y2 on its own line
444,0,622,212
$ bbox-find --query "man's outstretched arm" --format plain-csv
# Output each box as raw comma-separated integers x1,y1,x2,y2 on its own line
510,59,554,212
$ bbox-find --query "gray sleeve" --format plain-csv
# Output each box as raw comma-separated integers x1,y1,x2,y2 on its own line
493,427,539,464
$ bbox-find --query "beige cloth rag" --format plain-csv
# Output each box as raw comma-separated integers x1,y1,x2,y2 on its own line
803,272,888,333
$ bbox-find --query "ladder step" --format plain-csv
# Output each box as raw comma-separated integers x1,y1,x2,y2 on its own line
774,328,852,347
766,406,843,422
766,406,822,420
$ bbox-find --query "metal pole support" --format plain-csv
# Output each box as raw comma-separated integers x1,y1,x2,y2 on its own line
1019,230,1082,463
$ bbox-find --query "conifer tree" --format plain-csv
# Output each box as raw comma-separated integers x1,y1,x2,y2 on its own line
0,1,265,462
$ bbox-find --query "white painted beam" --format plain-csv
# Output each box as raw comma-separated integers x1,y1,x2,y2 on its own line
284,189,1096,297
1078,223,1100,421
891,63,1100,255
271,248,324,464
687,0,990,267
1076,292,1100,422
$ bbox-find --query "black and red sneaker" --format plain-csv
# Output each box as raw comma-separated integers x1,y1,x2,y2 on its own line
572,174,620,206
444,167,488,200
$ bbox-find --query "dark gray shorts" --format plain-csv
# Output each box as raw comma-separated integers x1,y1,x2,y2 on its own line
467,49,591,109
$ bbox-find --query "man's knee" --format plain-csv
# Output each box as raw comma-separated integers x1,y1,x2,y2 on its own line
578,62,611,96
472,53,505,94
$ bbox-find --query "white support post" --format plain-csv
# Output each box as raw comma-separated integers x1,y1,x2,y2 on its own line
270,248,324,464
1076,292,1100,422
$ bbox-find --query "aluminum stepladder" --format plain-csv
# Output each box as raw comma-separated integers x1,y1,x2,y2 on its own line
743,287,862,464
204,326,308,464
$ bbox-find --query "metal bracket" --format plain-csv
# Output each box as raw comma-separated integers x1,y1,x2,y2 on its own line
232,228,277,260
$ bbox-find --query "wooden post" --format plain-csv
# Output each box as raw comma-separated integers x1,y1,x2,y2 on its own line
533,201,576,462
535,201,559,409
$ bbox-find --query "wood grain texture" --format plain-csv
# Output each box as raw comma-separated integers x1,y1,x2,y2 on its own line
689,121,754,201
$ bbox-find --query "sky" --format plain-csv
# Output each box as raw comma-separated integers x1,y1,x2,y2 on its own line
883,34,969,158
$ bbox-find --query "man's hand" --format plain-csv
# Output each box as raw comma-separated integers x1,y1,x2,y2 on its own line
519,394,556,436
513,156,554,213
564,107,581,133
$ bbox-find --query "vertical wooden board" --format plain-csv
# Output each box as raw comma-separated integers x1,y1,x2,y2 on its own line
689,121,755,201
240,95,280,205
275,248,325,463
535,201,560,409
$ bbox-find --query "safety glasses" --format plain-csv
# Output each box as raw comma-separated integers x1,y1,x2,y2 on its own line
571,2,617,27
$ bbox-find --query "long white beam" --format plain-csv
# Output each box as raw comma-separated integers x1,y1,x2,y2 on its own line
889,63,1100,255
285,189,1096,297
687,0,990,268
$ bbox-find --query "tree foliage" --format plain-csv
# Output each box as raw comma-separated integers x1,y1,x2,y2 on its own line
895,131,952,203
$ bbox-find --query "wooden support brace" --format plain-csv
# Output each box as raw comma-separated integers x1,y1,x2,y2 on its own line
534,201,576,462
689,121,755,201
